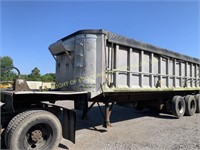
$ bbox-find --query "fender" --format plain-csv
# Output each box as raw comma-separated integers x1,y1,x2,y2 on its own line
43,103,76,143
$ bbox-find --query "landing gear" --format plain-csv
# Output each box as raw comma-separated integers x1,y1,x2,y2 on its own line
103,102,114,128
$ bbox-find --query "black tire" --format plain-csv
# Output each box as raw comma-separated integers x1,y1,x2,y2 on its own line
195,94,200,113
185,95,196,116
1,128,6,149
5,110,62,150
172,96,185,118
4,111,35,147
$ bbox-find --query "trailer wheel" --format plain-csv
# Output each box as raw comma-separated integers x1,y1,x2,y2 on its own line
172,96,185,118
195,94,200,113
5,110,62,150
185,95,196,116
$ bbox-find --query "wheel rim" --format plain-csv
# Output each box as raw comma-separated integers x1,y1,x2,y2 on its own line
24,123,53,150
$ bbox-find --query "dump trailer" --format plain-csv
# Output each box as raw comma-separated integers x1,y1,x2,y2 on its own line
1,29,200,150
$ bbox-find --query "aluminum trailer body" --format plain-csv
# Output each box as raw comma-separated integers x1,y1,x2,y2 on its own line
49,29,200,126
49,29,200,95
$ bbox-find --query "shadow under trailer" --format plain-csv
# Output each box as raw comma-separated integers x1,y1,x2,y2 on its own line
1,29,200,149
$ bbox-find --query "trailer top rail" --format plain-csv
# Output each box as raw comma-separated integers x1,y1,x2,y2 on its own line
57,29,200,64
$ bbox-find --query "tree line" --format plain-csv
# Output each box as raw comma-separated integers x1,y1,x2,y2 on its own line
0,56,55,82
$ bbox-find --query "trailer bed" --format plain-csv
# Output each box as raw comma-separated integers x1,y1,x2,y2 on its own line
1,90,88,103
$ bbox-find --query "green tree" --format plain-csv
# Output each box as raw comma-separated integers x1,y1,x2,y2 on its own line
31,67,40,77
0,56,16,81
41,73,55,82
27,67,41,81
0,56,13,69
20,74,28,80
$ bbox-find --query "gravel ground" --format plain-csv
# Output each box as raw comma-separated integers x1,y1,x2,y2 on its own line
56,101,200,150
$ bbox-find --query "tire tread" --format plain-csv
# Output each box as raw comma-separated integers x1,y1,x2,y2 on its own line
5,110,46,149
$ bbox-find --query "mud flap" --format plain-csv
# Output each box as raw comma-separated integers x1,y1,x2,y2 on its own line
62,108,76,143
74,94,89,119
42,103,76,143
